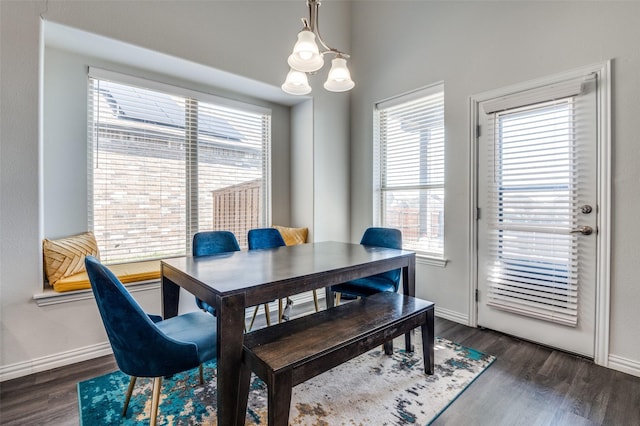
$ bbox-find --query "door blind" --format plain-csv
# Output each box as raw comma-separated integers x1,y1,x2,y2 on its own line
484,98,580,327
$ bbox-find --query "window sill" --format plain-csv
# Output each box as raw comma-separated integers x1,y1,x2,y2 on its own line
416,255,448,268
33,279,160,307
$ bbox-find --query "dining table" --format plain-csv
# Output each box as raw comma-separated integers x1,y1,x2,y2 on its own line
161,240,416,425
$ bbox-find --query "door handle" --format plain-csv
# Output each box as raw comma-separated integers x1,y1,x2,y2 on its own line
571,226,593,235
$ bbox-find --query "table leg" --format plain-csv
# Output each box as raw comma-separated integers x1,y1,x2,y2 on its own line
421,307,435,375
161,273,180,319
325,287,335,308
402,258,416,352
216,293,246,426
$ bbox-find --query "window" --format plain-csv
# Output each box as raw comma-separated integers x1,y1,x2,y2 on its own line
374,84,445,257
88,68,271,263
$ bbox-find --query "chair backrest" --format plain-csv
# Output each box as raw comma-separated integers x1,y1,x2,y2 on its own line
360,227,403,289
193,230,241,257
248,228,286,250
85,256,199,377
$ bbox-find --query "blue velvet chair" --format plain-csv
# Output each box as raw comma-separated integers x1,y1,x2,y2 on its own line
85,256,217,426
330,227,403,304
248,227,287,250
246,228,286,330
247,228,320,328
192,230,241,316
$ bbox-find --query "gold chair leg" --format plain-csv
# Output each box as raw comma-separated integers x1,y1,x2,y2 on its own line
248,305,260,331
150,376,162,426
335,292,341,306
122,376,137,417
313,290,320,312
264,303,271,326
199,363,204,385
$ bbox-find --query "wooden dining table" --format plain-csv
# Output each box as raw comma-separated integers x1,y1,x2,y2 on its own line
161,241,416,425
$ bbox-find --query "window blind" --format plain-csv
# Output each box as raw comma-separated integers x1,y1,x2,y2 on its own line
374,84,445,256
484,97,580,326
88,72,270,263
482,75,591,114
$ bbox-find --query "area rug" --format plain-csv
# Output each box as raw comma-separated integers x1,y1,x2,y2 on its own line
78,336,495,425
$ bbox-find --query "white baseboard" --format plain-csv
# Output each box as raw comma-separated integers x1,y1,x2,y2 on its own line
7,301,637,382
2,292,326,382
608,354,640,378
0,342,113,382
435,306,469,325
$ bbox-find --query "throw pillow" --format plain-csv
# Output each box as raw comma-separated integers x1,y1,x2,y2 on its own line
272,225,308,246
43,231,100,286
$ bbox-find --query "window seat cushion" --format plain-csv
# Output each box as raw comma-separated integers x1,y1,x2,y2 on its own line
52,259,161,292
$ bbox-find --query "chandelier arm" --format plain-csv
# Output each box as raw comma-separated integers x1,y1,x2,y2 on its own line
307,0,350,58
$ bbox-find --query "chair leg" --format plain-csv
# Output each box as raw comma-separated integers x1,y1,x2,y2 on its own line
199,363,204,385
122,376,137,417
278,298,283,323
282,298,293,321
312,290,320,312
150,376,162,426
248,305,260,331
264,303,271,326
335,292,341,306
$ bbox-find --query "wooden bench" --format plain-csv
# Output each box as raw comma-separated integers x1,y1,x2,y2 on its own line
236,291,435,426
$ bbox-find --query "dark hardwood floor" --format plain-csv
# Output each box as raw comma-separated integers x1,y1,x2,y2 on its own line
1,316,639,425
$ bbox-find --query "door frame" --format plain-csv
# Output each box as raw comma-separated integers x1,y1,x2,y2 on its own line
468,61,612,366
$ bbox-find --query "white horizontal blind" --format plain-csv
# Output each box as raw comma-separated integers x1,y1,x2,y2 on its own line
88,74,270,263
485,98,580,326
374,84,445,256
196,100,270,249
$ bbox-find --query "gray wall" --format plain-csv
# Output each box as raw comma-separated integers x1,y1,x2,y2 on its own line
349,1,640,373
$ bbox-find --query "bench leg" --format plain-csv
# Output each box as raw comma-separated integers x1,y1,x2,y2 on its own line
269,370,293,426
235,363,252,426
383,340,394,355
421,309,435,375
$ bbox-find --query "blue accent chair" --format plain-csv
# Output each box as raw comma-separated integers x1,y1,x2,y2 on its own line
330,227,403,304
246,228,286,330
192,231,241,316
247,228,320,327
85,256,217,426
247,227,286,250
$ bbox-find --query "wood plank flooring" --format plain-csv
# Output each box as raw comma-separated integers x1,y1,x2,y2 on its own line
1,317,639,425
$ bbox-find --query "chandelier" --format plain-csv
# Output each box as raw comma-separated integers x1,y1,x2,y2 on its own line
281,0,355,95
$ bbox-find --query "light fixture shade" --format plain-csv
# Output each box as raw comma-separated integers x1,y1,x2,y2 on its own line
323,57,355,92
287,30,324,73
281,69,312,95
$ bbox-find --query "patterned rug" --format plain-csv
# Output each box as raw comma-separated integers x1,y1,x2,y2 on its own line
78,336,495,425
